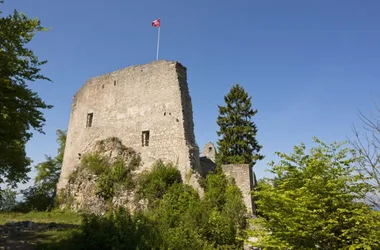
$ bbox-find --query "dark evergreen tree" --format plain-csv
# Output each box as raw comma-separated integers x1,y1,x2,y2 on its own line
216,84,264,166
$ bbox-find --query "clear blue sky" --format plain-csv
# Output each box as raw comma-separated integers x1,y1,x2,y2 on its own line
3,0,380,186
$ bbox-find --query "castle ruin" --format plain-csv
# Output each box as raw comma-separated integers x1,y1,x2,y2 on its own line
57,60,254,214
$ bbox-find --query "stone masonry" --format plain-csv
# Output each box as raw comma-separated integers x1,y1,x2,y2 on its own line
201,142,216,163
57,60,200,192
201,143,256,215
222,164,255,215
57,60,255,214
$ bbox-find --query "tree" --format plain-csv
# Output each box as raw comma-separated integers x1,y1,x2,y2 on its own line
0,0,51,187
20,130,66,211
0,187,17,211
350,104,380,210
216,84,263,166
35,130,66,188
252,138,380,249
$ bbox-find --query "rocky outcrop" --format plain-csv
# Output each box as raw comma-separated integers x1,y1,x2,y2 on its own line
58,137,144,215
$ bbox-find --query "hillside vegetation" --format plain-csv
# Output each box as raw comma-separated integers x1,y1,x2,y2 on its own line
1,1,380,249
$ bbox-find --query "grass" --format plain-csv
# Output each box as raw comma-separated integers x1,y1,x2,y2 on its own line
35,229,83,250
0,210,82,249
0,209,81,225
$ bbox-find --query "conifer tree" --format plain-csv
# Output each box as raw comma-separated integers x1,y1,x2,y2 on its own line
216,84,264,166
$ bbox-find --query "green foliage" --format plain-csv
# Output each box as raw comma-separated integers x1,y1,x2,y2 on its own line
17,130,66,212
0,210,81,250
203,171,247,239
55,129,66,165
203,170,229,210
80,153,108,175
0,187,17,211
252,138,380,249
55,189,75,210
0,209,81,225
71,170,246,249
0,1,52,187
34,156,61,193
204,209,238,247
137,160,182,207
223,184,247,229
145,165,246,249
0,163,248,249
78,208,158,250
35,229,83,250
77,152,140,202
34,129,66,190
150,183,200,229
16,185,54,212
28,156,60,211
216,84,264,166
34,208,158,250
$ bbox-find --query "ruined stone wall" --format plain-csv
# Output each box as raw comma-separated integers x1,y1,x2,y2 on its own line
201,142,216,163
57,60,200,191
222,164,254,215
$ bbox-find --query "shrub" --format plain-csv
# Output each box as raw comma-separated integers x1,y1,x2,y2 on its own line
35,166,248,250
14,185,54,212
0,188,17,211
78,208,158,250
36,208,158,250
252,139,380,249
80,153,108,175
146,168,246,249
137,160,182,207
74,153,139,202
202,171,247,247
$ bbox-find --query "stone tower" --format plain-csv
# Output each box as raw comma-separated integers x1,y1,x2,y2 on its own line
201,142,216,163
57,60,200,191
200,142,256,215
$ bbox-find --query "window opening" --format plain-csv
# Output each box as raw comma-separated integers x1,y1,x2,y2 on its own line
86,113,93,127
142,130,150,147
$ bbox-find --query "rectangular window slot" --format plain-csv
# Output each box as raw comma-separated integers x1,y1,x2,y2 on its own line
86,113,93,127
142,130,150,147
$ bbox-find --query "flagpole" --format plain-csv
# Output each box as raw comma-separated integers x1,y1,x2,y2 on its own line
156,26,160,61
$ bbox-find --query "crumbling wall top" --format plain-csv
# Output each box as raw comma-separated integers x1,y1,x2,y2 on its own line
201,142,216,163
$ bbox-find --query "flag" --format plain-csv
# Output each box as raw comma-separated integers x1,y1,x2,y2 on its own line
152,18,160,27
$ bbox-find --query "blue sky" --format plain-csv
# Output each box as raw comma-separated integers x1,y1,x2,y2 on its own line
2,0,380,186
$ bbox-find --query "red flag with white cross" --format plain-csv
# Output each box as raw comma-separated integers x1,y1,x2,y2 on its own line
152,18,160,27
152,18,161,60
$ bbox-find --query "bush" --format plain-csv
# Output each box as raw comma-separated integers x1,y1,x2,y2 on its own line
80,153,108,175
252,139,380,249
14,185,54,212
75,153,139,202
78,208,158,250
36,208,158,250
0,188,17,211
146,166,246,249
202,171,247,247
37,162,248,249
137,160,182,207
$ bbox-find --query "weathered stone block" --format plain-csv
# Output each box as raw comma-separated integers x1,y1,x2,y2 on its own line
57,60,200,192
222,164,255,215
